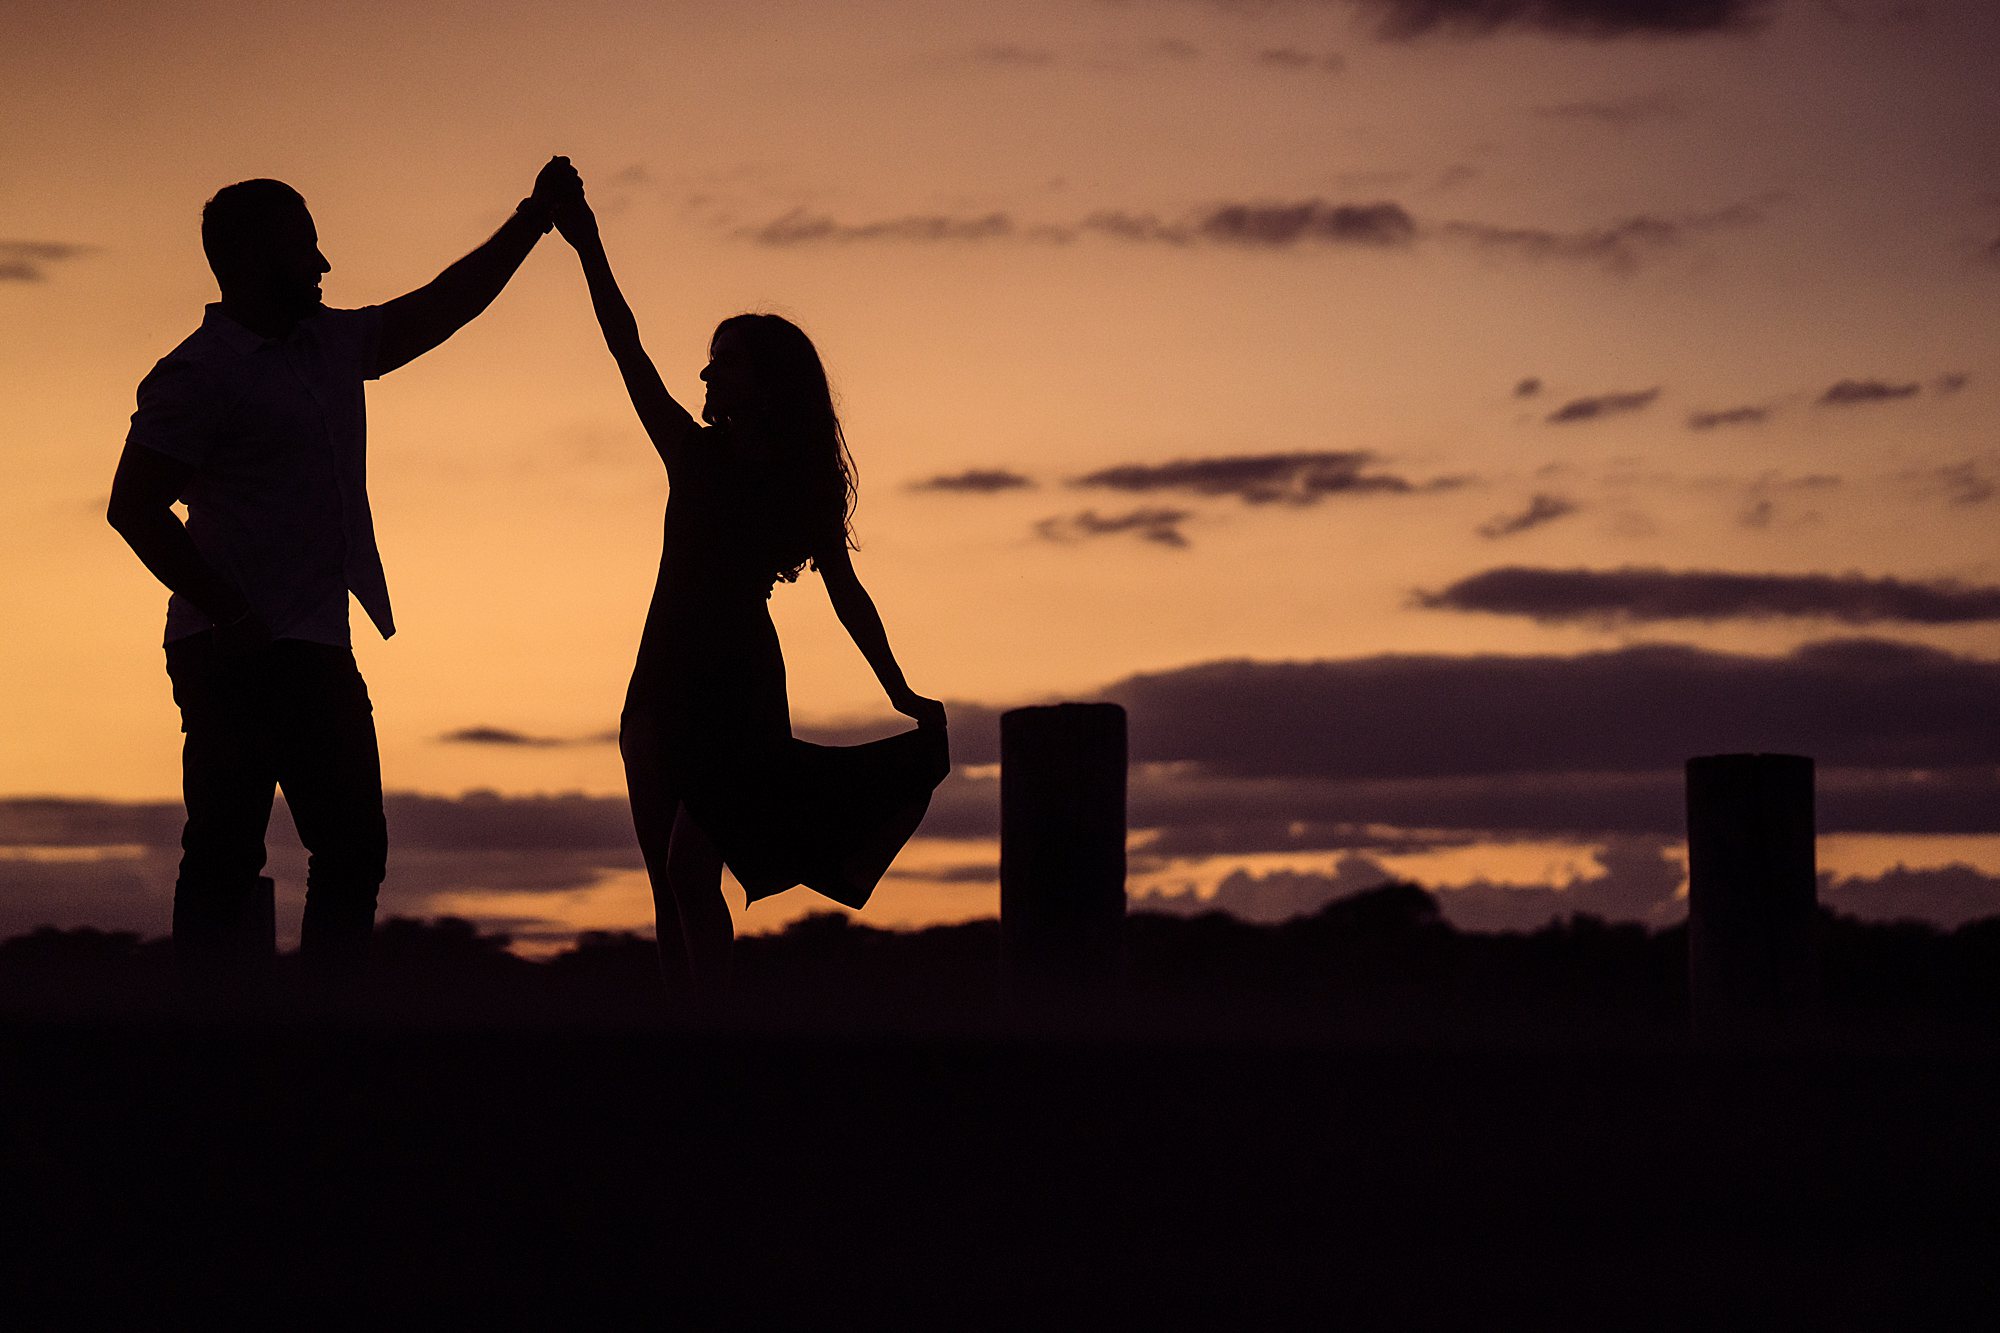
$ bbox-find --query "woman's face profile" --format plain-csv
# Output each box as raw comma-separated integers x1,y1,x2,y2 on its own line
700,329,756,425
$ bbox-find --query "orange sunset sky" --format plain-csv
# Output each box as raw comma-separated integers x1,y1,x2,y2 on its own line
5,0,1999,950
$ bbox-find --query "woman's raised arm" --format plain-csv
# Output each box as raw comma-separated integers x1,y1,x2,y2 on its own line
556,187,697,472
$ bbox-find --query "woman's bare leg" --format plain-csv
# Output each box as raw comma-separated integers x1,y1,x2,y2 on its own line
620,714,692,1000
665,801,732,1002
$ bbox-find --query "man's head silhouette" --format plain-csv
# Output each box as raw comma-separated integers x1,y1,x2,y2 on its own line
202,179,328,324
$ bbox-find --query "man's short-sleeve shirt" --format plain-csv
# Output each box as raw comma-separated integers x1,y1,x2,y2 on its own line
126,303,395,647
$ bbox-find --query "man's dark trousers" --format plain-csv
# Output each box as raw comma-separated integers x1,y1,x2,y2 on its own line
166,634,386,994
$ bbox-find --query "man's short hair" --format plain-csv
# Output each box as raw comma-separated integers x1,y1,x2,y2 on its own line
201,179,308,280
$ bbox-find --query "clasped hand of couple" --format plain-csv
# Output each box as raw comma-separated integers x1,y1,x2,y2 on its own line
529,156,596,245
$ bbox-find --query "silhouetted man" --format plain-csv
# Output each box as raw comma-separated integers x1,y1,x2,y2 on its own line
108,160,574,1000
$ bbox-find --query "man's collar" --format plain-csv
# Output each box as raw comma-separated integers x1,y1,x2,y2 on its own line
202,301,329,353
202,303,276,354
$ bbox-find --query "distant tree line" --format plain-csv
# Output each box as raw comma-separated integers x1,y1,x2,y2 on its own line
5,882,2000,1042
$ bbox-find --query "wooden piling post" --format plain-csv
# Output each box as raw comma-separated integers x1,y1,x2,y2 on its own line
1000,703,1127,994
1685,754,1817,1042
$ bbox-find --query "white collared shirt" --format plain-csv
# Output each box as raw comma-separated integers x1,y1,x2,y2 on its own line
126,303,394,647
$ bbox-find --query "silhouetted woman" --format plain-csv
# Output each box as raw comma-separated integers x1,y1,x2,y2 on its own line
550,165,948,1003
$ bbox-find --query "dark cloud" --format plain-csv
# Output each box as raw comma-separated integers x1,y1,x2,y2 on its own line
1133,769,1707,842
1141,838,1691,933
1546,387,1660,423
0,791,649,941
1934,372,1969,396
1738,499,1777,529
1356,0,1771,39
439,726,615,748
25,761,1997,938
1255,47,1347,71
10,633,2000,938
1100,638,2000,781
1034,507,1193,548
1154,38,1203,59
909,468,1035,494
1442,204,1761,273
15,789,1992,939
894,768,999,841
295,792,639,904
470,634,2000,845
1531,91,1684,125
345,794,644,904
0,852,175,940
749,209,1024,245
1081,202,1417,249
1073,451,1465,504
1116,756,1494,856
1105,738,2000,852
886,861,999,885
1514,377,1543,398
381,790,634,854
1142,838,2000,937
1418,566,2000,625
1824,863,2000,931
1133,819,1465,859
0,240,99,283
1814,766,2000,835
1687,405,1769,429
1737,471,1840,529
1139,771,1632,841
1076,210,1187,245
1820,377,1921,405
0,796,183,847
1923,460,1996,507
810,640,2000,844
746,197,1752,272
1198,200,1417,247
1134,854,1393,924
793,710,1006,754
1434,837,1687,931
1478,493,1578,539
747,200,1416,251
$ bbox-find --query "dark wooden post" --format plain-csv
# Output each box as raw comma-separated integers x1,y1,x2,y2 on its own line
1685,754,1817,1042
1001,703,1127,994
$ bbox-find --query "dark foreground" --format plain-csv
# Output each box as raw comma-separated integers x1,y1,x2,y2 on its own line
4,1016,1998,1327
6,893,2000,1326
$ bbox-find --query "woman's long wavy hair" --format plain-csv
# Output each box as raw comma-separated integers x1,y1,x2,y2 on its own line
712,313,858,587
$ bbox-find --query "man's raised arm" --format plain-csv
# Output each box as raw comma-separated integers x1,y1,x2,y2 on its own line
373,156,577,375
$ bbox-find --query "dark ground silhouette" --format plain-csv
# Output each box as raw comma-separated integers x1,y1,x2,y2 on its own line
5,886,2000,1322
10,882,2000,1042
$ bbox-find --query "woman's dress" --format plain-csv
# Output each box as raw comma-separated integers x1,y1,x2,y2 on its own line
622,430,948,910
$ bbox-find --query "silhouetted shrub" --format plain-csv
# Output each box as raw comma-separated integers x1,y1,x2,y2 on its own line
3,893,1999,1042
